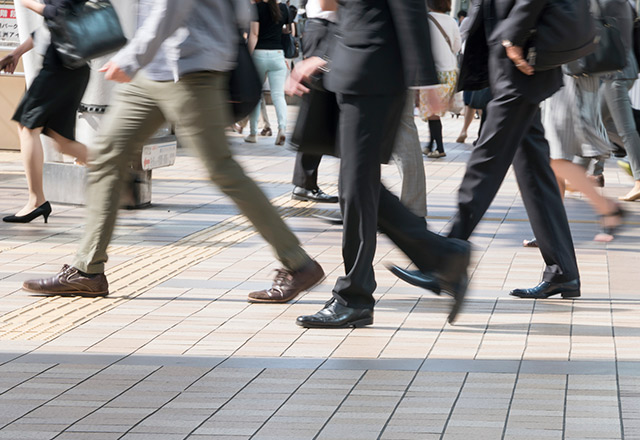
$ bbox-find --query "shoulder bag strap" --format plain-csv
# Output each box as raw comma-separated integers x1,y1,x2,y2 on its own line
428,14,454,55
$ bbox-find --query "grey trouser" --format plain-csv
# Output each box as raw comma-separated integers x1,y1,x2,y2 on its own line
74,72,310,274
391,91,427,217
601,78,640,180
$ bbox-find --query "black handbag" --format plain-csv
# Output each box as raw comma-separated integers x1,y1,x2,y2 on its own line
563,0,626,76
281,32,299,59
281,4,299,59
517,0,597,71
290,86,339,157
228,37,262,122
46,0,127,69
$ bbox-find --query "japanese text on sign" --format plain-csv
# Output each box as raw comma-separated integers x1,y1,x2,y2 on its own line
0,6,19,46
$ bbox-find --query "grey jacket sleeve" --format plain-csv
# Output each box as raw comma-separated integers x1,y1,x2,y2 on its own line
111,0,195,78
499,0,549,47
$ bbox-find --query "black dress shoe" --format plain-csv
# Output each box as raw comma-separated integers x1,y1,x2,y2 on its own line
292,186,339,203
387,266,442,295
296,299,373,328
312,211,343,225
509,279,581,299
3,201,52,224
387,238,471,324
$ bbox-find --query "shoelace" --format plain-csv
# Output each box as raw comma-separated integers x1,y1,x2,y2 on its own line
270,269,293,293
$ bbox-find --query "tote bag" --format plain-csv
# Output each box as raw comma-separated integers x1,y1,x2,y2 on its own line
46,0,127,69
563,0,626,76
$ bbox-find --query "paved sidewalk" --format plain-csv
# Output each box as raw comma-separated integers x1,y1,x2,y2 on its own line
1,108,639,440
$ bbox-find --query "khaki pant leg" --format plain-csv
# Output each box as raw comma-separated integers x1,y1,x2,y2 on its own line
73,77,166,273
153,72,310,270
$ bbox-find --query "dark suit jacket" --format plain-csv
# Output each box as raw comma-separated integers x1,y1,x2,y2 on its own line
458,0,562,104
325,0,439,95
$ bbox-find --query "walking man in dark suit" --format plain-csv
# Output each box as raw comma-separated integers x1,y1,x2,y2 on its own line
288,0,471,328
394,0,581,299
290,0,340,204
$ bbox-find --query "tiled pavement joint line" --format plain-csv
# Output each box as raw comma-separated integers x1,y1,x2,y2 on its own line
312,370,368,440
85,286,231,355
184,368,267,438
0,358,155,431
0,363,58,397
610,298,626,440
249,368,321,439
472,297,499,360
90,219,323,356
499,299,537,440
562,374,569,440
438,372,469,440
377,305,450,439
0,194,319,342
374,293,422,359
49,366,163,440
115,363,225,439
568,299,575,361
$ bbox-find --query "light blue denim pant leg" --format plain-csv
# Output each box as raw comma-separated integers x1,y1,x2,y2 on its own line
250,50,288,135
601,78,640,180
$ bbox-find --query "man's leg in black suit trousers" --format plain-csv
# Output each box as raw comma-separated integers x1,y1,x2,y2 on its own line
292,152,322,190
332,93,405,310
512,113,579,282
449,94,541,239
377,187,454,272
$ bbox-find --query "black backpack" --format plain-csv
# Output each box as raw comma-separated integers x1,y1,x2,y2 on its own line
521,0,598,71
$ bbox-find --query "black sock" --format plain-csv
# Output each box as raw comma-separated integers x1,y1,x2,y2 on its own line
428,119,444,153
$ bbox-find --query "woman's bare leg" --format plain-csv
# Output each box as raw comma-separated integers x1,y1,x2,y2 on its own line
551,158,621,241
456,105,475,143
15,125,47,216
48,130,88,164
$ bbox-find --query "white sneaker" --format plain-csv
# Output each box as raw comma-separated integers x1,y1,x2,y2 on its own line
244,134,257,143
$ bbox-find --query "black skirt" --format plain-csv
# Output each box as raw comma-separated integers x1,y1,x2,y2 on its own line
12,44,90,141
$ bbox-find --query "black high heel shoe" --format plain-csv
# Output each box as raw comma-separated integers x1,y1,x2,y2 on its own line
3,202,52,224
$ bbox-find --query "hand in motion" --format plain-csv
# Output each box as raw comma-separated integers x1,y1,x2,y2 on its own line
285,56,327,96
99,61,132,83
0,52,21,74
505,45,534,76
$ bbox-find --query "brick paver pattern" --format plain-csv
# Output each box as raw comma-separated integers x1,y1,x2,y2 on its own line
1,109,639,439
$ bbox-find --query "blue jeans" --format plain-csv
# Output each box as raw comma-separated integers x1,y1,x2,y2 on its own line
250,50,288,134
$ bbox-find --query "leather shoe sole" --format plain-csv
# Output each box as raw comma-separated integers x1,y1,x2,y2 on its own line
296,315,373,329
292,193,339,203
24,287,108,298
311,212,343,225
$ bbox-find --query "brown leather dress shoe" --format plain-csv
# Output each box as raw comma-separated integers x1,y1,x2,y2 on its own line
22,265,109,297
248,260,324,303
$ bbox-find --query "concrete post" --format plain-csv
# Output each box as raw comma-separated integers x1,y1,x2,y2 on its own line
75,0,136,149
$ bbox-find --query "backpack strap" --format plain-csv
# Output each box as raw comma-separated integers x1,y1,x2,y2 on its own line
428,14,454,55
